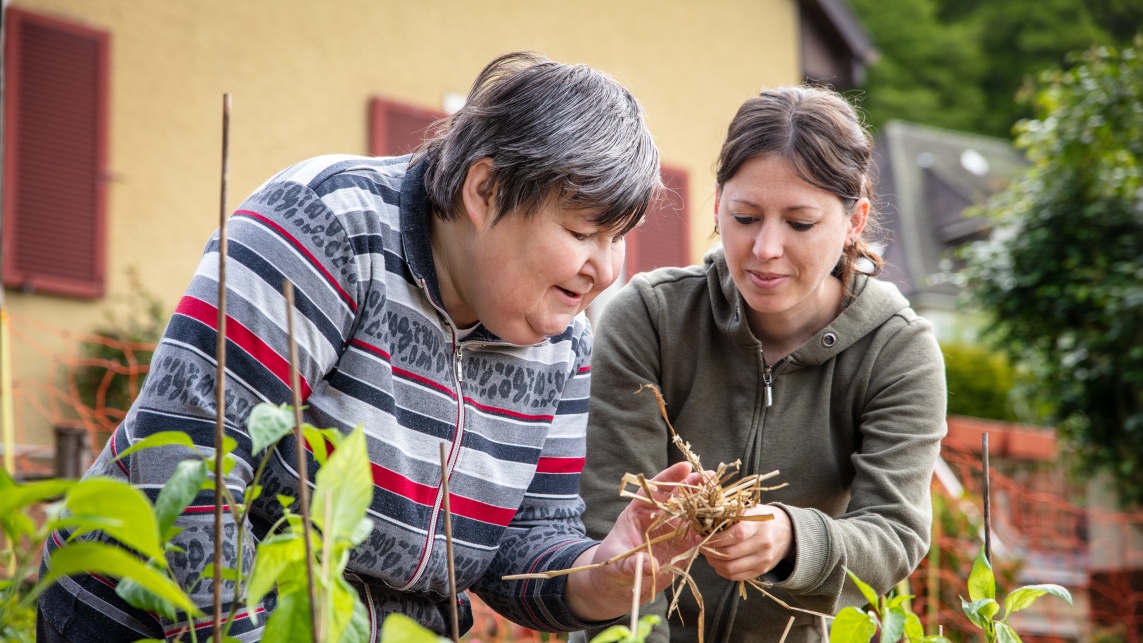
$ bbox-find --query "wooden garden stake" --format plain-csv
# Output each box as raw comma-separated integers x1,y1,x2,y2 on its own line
284,280,321,642
630,552,645,634
212,93,231,643
777,615,795,643
439,443,460,643
982,432,992,565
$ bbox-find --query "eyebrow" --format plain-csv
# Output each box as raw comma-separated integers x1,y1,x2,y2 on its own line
728,198,821,213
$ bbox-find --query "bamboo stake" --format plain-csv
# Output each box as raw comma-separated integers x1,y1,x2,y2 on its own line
630,552,644,634
284,280,320,642
211,93,231,643
439,443,460,643
777,616,795,643
982,432,992,565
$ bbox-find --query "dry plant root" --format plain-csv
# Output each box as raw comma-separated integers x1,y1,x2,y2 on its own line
502,384,829,642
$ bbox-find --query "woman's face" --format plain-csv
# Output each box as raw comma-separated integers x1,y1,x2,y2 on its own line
716,155,867,327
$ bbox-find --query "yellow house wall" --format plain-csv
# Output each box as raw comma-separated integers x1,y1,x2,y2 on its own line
3,0,800,450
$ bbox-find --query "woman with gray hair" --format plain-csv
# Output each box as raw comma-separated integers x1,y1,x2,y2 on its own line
38,51,698,642
581,85,947,642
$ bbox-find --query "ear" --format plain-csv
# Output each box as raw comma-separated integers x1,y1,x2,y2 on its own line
461,157,496,229
848,197,870,243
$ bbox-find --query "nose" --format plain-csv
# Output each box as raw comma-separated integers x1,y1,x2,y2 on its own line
586,237,621,292
752,224,783,260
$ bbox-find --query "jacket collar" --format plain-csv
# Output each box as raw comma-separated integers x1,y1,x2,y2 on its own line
704,244,911,366
399,159,448,310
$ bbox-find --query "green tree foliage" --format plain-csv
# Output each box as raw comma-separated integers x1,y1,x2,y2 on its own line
848,0,986,133
961,41,1143,505
849,0,1139,138
941,343,1019,423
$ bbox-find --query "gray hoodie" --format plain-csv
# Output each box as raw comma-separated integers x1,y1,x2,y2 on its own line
581,246,947,643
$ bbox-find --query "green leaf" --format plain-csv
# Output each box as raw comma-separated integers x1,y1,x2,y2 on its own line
245,485,264,505
31,542,198,615
589,624,635,643
325,576,367,643
277,494,296,509
0,478,74,518
829,606,878,643
904,612,925,643
843,567,880,608
882,606,907,643
114,431,198,461
153,460,208,542
311,428,373,546
1003,584,1073,615
341,593,372,643
248,403,297,456
968,546,996,601
379,613,446,643
302,425,344,467
116,575,180,621
65,477,164,562
246,534,305,613
635,614,661,639
349,517,374,547
886,594,914,609
961,597,999,630
262,586,314,643
200,563,242,583
996,623,1023,643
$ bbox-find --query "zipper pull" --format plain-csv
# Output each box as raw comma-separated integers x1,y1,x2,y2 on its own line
762,365,773,407
454,345,464,383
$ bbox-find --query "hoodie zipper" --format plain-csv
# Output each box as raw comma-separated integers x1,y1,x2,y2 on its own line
760,349,774,408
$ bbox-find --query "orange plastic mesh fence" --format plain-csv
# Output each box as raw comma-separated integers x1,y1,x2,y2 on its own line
6,310,156,477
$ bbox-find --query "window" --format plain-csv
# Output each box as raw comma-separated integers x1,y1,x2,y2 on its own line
2,8,110,298
626,165,690,275
368,97,446,157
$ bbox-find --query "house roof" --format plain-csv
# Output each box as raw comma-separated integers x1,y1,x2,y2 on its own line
801,0,877,65
874,120,1026,305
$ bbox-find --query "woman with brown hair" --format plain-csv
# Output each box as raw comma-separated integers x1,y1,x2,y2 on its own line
580,85,947,642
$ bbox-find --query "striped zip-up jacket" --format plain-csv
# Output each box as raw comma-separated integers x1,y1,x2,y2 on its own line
38,156,601,642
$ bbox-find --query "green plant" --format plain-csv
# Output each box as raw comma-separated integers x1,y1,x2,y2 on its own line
73,268,167,421
0,469,200,642
959,545,1071,643
830,570,950,643
115,403,375,642
589,615,660,643
961,37,1143,505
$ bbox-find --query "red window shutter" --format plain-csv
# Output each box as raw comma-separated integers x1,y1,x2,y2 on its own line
627,165,690,275
368,97,447,157
2,8,110,298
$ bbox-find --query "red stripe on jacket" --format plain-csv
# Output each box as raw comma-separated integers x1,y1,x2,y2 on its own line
175,296,312,399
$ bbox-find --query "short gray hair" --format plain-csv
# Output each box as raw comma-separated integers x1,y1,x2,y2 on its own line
418,51,660,234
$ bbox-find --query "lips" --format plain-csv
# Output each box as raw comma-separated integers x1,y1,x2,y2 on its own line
747,270,787,289
556,286,585,304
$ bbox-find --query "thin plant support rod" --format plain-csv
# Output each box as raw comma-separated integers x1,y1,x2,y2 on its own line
439,443,460,643
284,279,320,642
630,552,644,634
982,432,992,565
212,92,231,643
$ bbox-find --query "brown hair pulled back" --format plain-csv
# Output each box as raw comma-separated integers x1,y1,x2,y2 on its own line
715,85,882,294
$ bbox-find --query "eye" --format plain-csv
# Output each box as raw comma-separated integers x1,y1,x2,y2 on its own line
790,221,816,231
732,215,756,225
567,228,591,241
